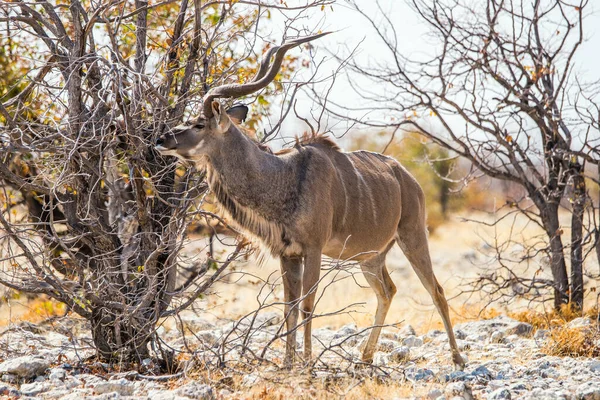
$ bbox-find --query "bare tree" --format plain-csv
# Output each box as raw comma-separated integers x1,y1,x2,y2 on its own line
326,0,599,310
0,0,331,365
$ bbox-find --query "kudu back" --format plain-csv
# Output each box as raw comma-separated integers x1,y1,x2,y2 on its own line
156,33,465,370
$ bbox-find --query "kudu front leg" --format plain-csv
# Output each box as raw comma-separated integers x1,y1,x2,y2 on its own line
280,255,303,367
301,250,321,362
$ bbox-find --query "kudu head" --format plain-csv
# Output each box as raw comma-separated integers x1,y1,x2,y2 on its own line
155,32,330,162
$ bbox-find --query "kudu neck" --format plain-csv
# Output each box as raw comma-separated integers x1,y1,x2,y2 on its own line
207,126,287,197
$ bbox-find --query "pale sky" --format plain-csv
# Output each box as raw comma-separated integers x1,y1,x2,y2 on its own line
262,0,600,146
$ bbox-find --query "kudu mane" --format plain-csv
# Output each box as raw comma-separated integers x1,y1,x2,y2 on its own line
207,128,340,257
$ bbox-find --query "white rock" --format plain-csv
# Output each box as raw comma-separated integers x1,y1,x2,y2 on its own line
533,329,550,340
403,335,424,348
93,378,134,396
445,382,473,400
489,331,505,344
576,381,600,400
428,388,443,400
567,317,592,329
389,346,410,362
488,388,511,399
0,356,50,378
49,367,67,381
399,324,417,337
242,373,260,387
20,381,50,396
589,360,600,373
455,317,532,339
378,339,398,352
176,382,215,399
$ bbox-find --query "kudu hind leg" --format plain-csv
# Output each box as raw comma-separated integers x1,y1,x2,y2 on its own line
397,230,465,370
280,255,303,366
360,254,397,363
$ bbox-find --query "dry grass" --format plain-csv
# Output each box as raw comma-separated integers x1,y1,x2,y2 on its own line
187,368,420,400
509,304,599,330
510,304,600,357
542,326,600,357
20,295,66,323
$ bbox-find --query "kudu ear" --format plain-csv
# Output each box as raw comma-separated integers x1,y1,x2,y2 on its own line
226,104,249,125
211,101,231,133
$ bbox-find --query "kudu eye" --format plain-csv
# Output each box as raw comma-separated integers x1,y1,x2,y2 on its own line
156,136,165,146
194,123,205,129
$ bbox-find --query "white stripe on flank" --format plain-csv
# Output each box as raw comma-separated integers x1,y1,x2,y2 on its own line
347,154,377,221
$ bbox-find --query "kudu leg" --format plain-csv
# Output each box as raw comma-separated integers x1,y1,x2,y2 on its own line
301,250,322,362
280,255,303,366
360,253,397,363
397,230,466,370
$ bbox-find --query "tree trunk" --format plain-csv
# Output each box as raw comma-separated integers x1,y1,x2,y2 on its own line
91,307,152,363
570,169,586,309
543,203,570,309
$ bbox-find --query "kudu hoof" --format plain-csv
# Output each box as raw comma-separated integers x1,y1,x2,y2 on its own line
453,353,466,371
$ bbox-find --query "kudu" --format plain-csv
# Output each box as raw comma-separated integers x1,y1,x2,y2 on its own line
155,33,465,369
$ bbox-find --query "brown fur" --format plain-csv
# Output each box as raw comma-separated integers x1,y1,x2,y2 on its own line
155,102,465,370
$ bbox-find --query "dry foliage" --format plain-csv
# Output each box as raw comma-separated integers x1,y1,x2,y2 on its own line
542,326,600,358
510,305,600,357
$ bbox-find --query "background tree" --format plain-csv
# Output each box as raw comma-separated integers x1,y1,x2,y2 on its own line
330,0,599,310
0,0,330,366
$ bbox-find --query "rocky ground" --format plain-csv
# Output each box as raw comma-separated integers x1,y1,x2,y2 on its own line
1,313,599,400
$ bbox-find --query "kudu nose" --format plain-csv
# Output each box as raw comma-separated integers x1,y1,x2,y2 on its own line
156,136,165,146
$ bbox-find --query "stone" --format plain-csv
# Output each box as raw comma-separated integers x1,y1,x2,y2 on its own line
0,382,20,397
178,316,216,332
238,311,281,329
374,352,389,367
455,317,532,339
443,371,467,382
333,323,358,339
590,360,600,373
490,331,505,344
44,389,74,399
87,393,121,399
488,388,511,399
445,382,474,400
242,373,260,387
195,331,220,347
377,339,398,352
49,367,67,381
402,335,424,348
0,356,50,379
414,368,435,382
20,381,50,396
389,346,410,363
567,317,592,330
148,389,191,400
428,388,443,399
470,365,493,381
1,374,17,384
176,382,215,399
93,378,134,396
399,324,417,337
576,381,600,400
534,329,550,340
57,388,95,399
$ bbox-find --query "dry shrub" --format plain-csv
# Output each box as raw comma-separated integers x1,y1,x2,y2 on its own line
510,305,600,357
21,295,66,323
509,304,597,330
453,305,502,323
542,326,600,357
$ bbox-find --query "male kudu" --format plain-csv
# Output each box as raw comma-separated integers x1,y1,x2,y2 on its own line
155,33,465,370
